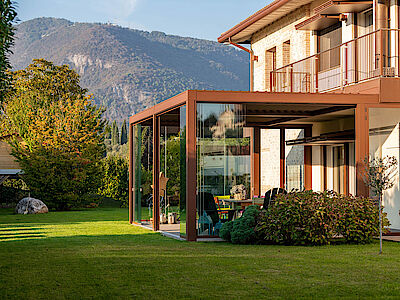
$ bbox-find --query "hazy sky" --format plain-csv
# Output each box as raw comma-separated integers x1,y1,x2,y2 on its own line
16,0,269,41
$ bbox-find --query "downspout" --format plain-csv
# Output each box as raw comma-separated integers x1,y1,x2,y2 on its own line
227,38,259,92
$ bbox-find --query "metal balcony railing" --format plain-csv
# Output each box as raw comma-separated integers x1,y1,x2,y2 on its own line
270,29,400,93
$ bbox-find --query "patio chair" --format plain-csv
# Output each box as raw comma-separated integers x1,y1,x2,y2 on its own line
197,192,220,234
263,188,287,210
198,212,213,234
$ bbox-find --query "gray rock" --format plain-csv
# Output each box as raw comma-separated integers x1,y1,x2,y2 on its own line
15,197,48,214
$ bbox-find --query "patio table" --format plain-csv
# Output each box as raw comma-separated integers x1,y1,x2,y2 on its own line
221,198,264,210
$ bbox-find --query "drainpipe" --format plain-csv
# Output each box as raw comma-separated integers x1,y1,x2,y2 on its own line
226,38,259,92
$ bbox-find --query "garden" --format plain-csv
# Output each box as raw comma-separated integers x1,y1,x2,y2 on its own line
220,190,386,246
1,207,400,299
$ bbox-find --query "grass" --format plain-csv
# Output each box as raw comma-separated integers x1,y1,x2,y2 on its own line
1,208,400,299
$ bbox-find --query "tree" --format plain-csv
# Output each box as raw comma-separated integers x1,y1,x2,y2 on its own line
98,155,128,206
111,120,119,145
0,0,17,103
120,120,128,145
1,59,106,210
363,155,398,254
104,123,112,140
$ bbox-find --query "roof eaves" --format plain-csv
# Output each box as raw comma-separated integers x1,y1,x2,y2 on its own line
217,0,292,44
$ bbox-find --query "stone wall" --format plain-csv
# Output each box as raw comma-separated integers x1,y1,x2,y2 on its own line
251,5,311,92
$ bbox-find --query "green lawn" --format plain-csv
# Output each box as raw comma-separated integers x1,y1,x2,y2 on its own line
1,208,400,299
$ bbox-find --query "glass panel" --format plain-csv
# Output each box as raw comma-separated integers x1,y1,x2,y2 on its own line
285,129,304,192
260,129,280,195
196,103,250,236
180,106,187,236
369,108,400,230
133,122,153,226
332,146,345,194
318,23,342,71
158,106,186,238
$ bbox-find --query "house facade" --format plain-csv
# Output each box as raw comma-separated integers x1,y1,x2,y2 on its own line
129,0,400,241
0,136,21,184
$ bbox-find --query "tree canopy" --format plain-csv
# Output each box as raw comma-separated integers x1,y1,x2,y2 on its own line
1,59,106,209
0,0,17,103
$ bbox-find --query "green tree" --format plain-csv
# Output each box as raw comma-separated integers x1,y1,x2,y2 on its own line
0,0,17,103
104,123,112,140
98,155,128,206
363,156,398,254
111,120,119,145
1,59,105,210
120,120,128,145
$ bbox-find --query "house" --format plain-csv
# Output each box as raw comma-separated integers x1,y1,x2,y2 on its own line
0,135,21,184
129,0,400,241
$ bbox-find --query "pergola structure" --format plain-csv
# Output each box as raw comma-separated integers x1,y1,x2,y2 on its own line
129,89,395,241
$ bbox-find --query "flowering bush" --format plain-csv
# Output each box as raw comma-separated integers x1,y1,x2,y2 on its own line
255,191,388,245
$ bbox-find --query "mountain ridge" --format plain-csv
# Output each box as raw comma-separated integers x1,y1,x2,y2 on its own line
10,18,249,122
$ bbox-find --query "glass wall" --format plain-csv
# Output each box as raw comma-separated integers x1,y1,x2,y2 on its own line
179,106,186,236
369,108,400,229
260,129,280,195
285,129,304,192
132,122,153,225
196,103,251,236
158,106,186,237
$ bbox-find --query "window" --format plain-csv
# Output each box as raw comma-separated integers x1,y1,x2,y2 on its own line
318,23,342,71
283,40,291,67
265,47,276,91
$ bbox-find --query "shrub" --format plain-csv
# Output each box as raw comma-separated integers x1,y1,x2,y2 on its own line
256,191,337,245
219,205,260,244
219,220,233,242
98,155,129,207
255,191,388,245
0,178,28,205
336,194,389,244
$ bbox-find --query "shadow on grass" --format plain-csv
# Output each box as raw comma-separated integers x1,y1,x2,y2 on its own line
0,208,130,225
0,232,169,244
0,226,42,231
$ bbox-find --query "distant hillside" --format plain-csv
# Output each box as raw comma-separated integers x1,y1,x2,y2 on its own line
10,18,249,122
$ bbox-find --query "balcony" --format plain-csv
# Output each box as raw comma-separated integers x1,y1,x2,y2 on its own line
270,29,400,93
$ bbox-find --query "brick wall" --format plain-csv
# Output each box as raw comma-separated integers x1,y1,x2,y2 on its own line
252,5,311,92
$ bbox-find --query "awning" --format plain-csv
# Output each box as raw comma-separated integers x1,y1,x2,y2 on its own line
0,169,22,175
314,0,372,15
295,14,343,30
286,129,354,145
296,0,372,31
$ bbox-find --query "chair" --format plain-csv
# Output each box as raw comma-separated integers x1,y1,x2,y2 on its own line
197,192,220,234
263,188,287,210
214,196,231,220
198,212,213,234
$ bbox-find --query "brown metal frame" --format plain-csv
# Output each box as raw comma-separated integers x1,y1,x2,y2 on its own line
153,116,160,231
129,123,134,224
280,128,286,188
129,89,389,241
251,127,261,197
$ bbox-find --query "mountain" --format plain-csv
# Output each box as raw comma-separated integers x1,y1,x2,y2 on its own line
10,18,249,122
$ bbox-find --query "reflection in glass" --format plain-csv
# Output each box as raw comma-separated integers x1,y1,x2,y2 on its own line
133,123,153,225
196,103,250,236
285,129,304,192
158,106,187,237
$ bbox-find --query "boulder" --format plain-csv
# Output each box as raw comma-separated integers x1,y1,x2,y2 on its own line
15,197,48,214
